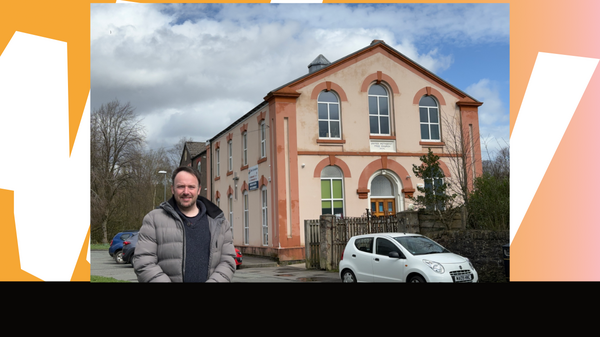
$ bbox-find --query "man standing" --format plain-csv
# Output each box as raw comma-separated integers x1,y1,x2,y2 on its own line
133,166,236,282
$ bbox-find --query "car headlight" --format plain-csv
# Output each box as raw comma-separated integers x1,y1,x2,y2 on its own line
467,259,475,271
423,259,445,274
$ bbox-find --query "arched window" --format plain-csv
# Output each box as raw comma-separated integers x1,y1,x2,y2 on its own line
321,166,344,216
369,84,390,135
419,96,440,141
318,91,341,139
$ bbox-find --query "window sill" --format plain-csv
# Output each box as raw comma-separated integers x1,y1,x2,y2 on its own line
257,157,267,164
317,139,346,145
370,135,395,140
419,141,445,147
227,171,233,176
240,165,249,171
215,176,220,181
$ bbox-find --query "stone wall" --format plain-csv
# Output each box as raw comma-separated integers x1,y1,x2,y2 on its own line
426,230,509,283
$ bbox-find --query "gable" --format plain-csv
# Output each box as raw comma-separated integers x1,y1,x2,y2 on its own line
266,40,479,105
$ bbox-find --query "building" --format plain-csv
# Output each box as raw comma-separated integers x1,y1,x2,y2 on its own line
179,141,208,199
207,40,483,261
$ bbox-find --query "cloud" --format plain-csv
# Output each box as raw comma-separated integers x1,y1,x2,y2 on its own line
91,3,509,150
465,78,509,155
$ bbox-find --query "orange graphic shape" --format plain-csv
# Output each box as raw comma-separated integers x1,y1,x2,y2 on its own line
71,227,91,282
0,0,91,156
0,189,42,281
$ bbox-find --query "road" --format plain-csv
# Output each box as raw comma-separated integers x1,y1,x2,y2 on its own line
91,251,341,283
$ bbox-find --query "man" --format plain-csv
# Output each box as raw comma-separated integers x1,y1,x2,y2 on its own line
133,166,236,282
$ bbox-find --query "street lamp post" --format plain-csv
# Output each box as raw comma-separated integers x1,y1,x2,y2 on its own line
158,170,167,203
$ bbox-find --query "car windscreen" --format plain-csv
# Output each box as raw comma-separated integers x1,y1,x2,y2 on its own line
393,236,450,255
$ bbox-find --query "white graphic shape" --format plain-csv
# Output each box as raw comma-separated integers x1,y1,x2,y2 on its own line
511,52,598,245
0,32,90,281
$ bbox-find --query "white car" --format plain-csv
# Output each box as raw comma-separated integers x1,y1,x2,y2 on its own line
339,233,478,283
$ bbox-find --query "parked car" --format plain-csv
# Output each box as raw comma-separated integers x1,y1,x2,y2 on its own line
339,233,478,283
122,232,139,265
235,248,243,269
109,230,138,264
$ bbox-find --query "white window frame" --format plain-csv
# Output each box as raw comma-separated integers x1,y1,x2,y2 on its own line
368,84,391,136
320,166,345,217
243,190,249,245
318,91,341,139
260,120,266,158
229,194,234,239
419,96,441,142
242,131,248,166
216,148,220,177
228,140,233,172
261,186,268,246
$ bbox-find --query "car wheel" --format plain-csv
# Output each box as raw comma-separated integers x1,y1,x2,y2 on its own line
341,270,357,283
408,275,426,283
114,250,125,264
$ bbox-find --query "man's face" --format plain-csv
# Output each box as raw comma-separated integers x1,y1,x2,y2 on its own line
171,171,201,212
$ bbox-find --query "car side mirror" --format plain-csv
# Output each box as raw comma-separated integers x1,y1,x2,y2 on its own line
389,251,400,259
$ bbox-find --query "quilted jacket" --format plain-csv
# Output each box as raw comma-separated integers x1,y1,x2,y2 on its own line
133,196,236,282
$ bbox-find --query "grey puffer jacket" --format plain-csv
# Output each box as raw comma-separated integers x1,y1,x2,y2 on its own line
133,196,236,282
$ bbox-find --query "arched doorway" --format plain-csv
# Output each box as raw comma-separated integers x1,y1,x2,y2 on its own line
368,170,403,217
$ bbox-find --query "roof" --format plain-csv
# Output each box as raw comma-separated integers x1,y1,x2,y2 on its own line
185,141,206,159
266,39,481,104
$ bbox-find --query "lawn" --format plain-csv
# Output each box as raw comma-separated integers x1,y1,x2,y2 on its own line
91,275,131,283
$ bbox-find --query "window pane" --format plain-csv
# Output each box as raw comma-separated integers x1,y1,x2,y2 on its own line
330,121,340,138
370,116,379,133
420,108,429,122
379,97,388,115
387,202,393,213
319,121,329,137
380,117,389,134
419,96,436,107
329,104,339,120
430,124,440,140
322,201,332,214
369,96,378,115
371,202,376,212
318,91,338,103
420,124,429,139
321,165,342,177
369,84,387,96
321,180,331,198
379,204,383,212
318,103,328,119
429,108,439,123
371,175,393,196
332,179,343,198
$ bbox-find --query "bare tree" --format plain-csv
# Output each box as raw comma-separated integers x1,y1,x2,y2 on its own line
440,110,481,209
91,99,145,244
167,136,194,170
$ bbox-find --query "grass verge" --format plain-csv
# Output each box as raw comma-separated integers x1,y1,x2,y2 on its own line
91,275,131,283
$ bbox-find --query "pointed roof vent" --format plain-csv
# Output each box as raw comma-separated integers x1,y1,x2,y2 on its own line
308,54,331,74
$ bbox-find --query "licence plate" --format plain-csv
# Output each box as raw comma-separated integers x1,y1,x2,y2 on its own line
453,274,472,282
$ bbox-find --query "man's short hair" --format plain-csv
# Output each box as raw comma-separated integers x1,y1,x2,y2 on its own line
172,166,201,186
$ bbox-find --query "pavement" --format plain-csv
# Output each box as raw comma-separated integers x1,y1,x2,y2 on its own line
232,254,341,283
91,250,341,282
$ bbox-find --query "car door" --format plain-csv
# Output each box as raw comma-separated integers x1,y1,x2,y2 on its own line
350,237,374,282
372,238,406,282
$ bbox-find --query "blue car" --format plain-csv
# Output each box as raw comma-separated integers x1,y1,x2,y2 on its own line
109,231,138,264
122,232,139,265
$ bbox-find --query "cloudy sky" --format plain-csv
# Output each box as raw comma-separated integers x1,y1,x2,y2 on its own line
90,3,509,157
